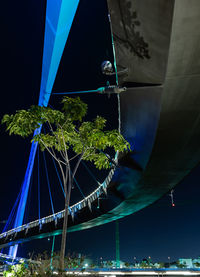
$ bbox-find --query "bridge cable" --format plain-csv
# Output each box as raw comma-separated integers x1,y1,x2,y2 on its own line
43,124,66,197
50,235,55,270
73,177,85,198
108,12,121,135
44,122,86,199
23,174,33,224
108,13,119,86
51,151,85,198
43,151,55,215
37,148,41,220
1,191,22,253
50,155,65,197
2,190,21,233
1,187,23,254
81,161,100,187
50,144,85,198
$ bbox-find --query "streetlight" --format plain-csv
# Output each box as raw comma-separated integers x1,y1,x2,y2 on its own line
100,257,103,267
133,257,137,267
168,256,171,268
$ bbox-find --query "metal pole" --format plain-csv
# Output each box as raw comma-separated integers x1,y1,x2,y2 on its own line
116,220,120,268
50,236,55,270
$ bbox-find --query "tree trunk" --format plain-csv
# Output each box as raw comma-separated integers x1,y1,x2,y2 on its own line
59,154,83,274
59,176,72,273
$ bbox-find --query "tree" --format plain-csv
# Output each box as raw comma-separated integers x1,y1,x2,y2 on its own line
124,262,130,268
3,262,29,277
106,261,113,268
157,262,165,268
193,262,200,268
140,259,152,268
2,96,130,273
176,261,187,268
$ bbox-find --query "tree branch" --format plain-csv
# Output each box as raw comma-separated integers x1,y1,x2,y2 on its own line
46,120,67,161
68,153,80,162
38,137,66,166
58,123,70,167
72,148,85,180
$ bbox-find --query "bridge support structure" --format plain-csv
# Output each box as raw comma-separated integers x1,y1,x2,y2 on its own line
8,0,80,258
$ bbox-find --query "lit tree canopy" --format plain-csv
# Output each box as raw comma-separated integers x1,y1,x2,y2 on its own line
2,96,130,170
2,96,131,271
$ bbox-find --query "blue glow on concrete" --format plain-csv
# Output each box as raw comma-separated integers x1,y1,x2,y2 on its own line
9,0,80,258
39,0,80,107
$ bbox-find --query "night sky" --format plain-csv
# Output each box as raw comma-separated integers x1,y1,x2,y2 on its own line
1,0,200,264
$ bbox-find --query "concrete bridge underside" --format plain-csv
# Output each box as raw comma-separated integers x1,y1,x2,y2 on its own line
1,0,200,248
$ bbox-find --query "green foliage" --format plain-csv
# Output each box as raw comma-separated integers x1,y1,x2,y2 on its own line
2,97,131,274
139,260,152,268
177,261,187,268
105,260,113,268
194,262,200,268
23,251,86,274
27,252,52,276
3,262,29,277
2,97,130,171
1,106,64,137
61,96,87,121
3,252,62,276
157,262,165,268
124,262,130,268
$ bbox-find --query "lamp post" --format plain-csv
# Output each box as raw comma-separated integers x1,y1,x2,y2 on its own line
168,256,171,268
100,257,103,268
133,257,137,267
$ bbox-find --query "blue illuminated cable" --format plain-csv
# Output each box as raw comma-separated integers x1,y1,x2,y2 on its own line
2,196,19,232
48,104,55,110
43,151,55,215
43,125,65,197
48,136,85,199
1,192,20,253
9,0,80,259
23,174,33,224
50,155,65,197
37,148,41,220
44,124,85,199
2,190,21,233
81,161,99,186
73,177,85,198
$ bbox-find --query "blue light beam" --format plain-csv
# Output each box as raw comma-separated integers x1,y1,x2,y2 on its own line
9,0,80,258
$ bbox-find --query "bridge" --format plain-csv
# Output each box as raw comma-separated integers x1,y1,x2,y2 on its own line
0,267,200,276
65,269,200,276
1,0,200,259
0,253,25,264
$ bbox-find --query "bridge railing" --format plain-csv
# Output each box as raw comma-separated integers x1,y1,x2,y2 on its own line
0,167,115,240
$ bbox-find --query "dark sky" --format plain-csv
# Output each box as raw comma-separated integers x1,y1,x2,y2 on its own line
0,0,200,264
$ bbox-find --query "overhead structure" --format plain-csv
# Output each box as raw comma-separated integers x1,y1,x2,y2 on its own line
1,0,200,248
8,0,80,258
